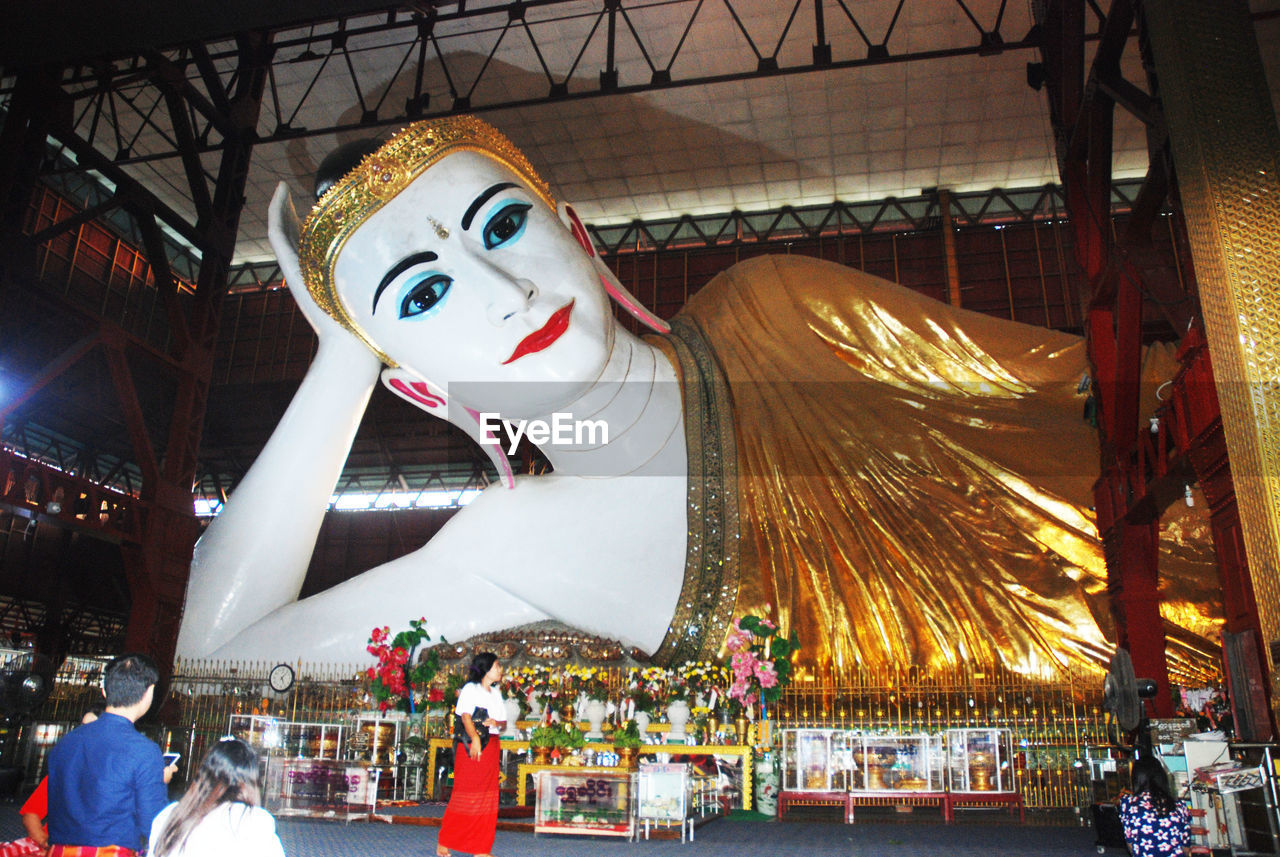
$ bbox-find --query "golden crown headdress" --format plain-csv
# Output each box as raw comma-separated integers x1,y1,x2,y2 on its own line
297,115,555,364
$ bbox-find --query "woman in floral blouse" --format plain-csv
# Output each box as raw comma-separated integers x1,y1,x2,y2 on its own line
1118,756,1190,857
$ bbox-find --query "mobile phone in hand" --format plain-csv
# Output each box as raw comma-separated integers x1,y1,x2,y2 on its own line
163,752,181,766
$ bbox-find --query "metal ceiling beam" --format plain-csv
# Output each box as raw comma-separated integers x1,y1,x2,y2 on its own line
0,0,411,70
2,32,273,670
7,0,1085,172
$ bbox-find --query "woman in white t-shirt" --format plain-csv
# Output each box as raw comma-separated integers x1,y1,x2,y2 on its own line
149,737,284,857
437,652,505,857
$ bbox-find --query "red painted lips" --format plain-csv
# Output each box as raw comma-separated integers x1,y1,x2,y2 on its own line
502,299,574,365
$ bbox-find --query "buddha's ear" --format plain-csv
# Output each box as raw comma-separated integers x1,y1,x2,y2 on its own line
557,202,671,334
379,368,516,490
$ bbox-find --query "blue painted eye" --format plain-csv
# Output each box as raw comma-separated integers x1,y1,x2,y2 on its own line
399,273,452,319
482,202,531,250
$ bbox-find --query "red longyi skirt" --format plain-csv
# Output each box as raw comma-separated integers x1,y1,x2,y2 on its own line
438,738,500,854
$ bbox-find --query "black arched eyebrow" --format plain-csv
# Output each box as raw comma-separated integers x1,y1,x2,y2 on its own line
373,251,438,313
462,182,518,232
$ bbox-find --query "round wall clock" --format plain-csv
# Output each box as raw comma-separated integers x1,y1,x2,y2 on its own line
268,663,295,693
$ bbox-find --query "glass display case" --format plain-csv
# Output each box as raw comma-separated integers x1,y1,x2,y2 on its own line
781,729,856,792
229,715,346,759
229,714,283,752
263,757,379,818
346,715,404,800
533,769,635,837
782,730,944,793
946,728,1015,793
346,714,401,766
850,732,945,792
637,762,690,823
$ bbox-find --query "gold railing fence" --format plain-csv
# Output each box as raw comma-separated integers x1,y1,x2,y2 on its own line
27,657,1106,810
772,661,1106,810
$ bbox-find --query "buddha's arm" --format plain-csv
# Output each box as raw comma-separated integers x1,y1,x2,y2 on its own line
178,347,378,656
176,184,382,657
202,473,689,663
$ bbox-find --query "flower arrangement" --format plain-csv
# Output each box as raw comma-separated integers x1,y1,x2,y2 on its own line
566,665,610,702
664,669,691,703
726,611,799,710
624,668,662,714
532,667,578,715
678,661,730,709
506,665,549,712
500,671,529,717
365,617,442,713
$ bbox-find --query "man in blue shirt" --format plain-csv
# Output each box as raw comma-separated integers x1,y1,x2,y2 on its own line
47,653,175,856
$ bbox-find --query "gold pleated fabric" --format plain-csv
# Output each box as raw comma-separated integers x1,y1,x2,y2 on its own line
675,255,1219,678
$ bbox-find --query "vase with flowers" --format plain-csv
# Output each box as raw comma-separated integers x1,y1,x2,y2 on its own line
726,611,798,815
679,660,730,712
726,611,798,716
568,666,611,739
664,669,693,741
365,617,443,715
624,667,664,735
514,665,550,719
499,672,526,736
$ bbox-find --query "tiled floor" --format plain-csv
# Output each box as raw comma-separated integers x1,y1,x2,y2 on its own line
3,802,1103,856
279,814,1101,856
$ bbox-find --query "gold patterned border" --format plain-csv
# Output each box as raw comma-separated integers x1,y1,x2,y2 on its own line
651,316,742,665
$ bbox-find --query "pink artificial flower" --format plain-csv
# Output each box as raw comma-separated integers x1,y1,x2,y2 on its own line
755,660,778,688
725,626,752,653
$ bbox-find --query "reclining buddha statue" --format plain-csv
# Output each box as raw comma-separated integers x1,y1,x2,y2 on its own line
176,115,1217,676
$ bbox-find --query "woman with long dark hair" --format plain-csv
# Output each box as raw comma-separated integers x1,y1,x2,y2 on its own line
1118,755,1189,857
149,737,284,857
437,652,506,857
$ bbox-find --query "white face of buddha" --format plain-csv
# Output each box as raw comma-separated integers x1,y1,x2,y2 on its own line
333,151,614,417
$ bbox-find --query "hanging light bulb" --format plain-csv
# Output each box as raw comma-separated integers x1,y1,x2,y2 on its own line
1149,416,1160,434
1185,485,1194,507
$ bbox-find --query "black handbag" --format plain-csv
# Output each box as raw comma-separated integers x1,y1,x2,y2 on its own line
453,706,491,751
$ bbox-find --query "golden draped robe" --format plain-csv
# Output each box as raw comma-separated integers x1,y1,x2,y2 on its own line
651,254,1218,677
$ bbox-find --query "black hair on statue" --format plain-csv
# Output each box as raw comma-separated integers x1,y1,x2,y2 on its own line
314,138,385,200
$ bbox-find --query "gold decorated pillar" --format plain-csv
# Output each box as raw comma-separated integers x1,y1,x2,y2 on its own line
1140,0,1280,705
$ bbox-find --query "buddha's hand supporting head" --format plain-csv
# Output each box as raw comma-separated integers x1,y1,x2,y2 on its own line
268,183,385,375
295,116,625,419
